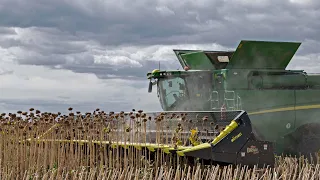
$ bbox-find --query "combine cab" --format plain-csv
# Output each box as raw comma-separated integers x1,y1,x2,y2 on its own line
147,40,320,162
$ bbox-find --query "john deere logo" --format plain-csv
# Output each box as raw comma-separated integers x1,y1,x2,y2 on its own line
231,132,242,142
247,145,259,154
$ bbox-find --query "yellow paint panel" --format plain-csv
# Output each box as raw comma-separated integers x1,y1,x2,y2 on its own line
20,138,192,152
212,120,238,145
176,143,211,156
147,146,155,152
231,132,242,142
248,104,320,115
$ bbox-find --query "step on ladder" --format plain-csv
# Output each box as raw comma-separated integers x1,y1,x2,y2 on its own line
210,91,219,110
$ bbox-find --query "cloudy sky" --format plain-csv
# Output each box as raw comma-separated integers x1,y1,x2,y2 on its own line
0,0,319,114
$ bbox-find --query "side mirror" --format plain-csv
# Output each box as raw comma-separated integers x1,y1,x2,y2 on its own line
148,81,153,93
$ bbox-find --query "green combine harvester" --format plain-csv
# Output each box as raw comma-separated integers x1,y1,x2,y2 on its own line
146,40,320,166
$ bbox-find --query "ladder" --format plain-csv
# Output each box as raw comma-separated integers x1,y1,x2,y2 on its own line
211,90,242,111
224,90,236,111
236,95,242,110
224,90,243,110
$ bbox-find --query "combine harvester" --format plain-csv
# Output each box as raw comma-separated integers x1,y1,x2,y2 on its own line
34,40,320,169
145,40,320,166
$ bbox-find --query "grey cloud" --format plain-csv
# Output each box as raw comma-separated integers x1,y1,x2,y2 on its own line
0,69,13,75
288,53,320,73
15,53,67,66
54,60,179,80
0,27,17,35
0,0,319,81
295,40,320,55
0,28,88,55
0,26,183,79
0,0,319,49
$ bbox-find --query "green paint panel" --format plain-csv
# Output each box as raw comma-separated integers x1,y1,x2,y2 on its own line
180,51,215,70
227,40,301,69
295,90,320,128
173,49,234,70
237,90,296,143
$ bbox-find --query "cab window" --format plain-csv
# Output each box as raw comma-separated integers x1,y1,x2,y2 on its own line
158,77,186,109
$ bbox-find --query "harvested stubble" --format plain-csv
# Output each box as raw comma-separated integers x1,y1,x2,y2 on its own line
0,108,319,180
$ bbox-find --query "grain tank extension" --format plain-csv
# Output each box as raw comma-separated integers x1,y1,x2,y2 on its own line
147,40,320,160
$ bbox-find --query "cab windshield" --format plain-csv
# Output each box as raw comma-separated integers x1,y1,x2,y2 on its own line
157,77,186,110
157,73,212,111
